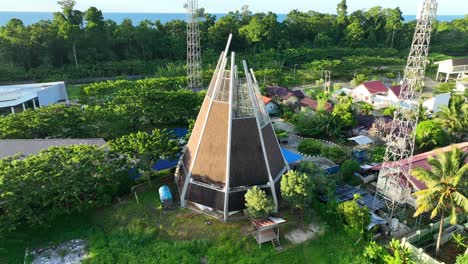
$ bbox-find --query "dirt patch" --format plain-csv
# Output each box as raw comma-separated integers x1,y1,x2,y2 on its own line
285,223,322,244
30,239,87,264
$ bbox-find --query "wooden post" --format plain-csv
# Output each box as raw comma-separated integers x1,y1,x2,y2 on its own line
134,191,140,204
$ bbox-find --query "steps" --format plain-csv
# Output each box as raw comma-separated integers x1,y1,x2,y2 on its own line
271,238,283,251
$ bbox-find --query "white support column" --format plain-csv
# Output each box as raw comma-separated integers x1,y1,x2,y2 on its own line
22,103,26,111
223,52,235,221
10,107,15,114
250,68,290,171
180,36,233,207
32,98,37,109
243,60,279,212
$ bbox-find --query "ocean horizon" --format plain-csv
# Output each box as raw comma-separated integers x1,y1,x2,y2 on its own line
0,11,465,26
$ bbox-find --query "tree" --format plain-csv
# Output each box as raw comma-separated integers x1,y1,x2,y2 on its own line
344,19,365,47
350,74,368,87
384,239,415,264
339,159,360,182
415,120,450,152
109,129,179,185
369,146,386,163
295,112,345,139
332,95,357,127
280,171,314,210
412,147,468,254
336,0,348,26
363,241,387,264
436,95,467,142
337,194,370,234
382,105,397,117
358,102,374,115
385,8,403,48
244,186,274,218
55,0,83,69
0,145,130,232
297,139,323,156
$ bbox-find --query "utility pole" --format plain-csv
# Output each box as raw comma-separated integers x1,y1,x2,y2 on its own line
186,0,203,90
293,64,299,80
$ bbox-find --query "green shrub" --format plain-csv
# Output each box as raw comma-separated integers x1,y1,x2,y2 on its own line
298,139,323,156
434,82,455,94
337,194,370,234
280,171,314,210
0,145,131,232
244,186,274,218
322,146,347,164
339,160,360,182
369,146,386,163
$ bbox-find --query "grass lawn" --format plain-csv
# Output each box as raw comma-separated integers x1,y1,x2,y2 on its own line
1,187,368,264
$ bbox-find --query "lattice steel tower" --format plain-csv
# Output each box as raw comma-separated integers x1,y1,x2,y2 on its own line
375,0,438,220
186,0,203,90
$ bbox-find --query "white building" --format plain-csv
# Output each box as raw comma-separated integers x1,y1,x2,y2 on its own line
351,81,388,104
0,82,68,115
435,58,468,82
422,92,451,113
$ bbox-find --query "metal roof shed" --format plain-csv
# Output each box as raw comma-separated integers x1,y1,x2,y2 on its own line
348,135,374,146
251,216,286,250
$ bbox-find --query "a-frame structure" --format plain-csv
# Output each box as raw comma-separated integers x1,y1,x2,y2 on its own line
175,35,289,221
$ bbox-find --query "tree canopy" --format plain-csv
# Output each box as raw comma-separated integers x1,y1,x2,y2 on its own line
244,186,274,219
412,147,468,254
0,145,131,232
1,4,467,81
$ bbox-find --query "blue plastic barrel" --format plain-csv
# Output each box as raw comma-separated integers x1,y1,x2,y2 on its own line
158,185,173,202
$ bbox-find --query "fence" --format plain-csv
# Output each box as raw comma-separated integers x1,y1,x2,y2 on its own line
402,215,467,264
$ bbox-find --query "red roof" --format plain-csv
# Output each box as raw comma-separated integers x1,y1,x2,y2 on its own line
262,96,273,105
360,81,388,94
300,97,317,108
372,142,468,190
389,85,402,97
252,217,286,230
300,98,333,112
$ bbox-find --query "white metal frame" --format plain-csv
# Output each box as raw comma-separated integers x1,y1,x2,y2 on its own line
374,0,438,221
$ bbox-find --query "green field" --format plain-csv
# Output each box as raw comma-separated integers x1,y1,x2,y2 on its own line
1,187,369,264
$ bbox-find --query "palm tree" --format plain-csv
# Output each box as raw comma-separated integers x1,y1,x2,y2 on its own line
412,147,468,254
437,95,467,142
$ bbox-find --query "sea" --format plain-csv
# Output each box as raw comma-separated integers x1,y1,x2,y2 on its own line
0,12,465,26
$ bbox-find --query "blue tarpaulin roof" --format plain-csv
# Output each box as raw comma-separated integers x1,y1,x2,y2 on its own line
281,148,303,164
130,128,188,179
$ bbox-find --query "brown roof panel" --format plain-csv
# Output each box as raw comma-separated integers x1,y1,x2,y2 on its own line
191,101,229,186
229,118,269,187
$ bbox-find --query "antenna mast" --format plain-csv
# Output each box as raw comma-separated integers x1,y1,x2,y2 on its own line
375,0,438,221
186,0,203,90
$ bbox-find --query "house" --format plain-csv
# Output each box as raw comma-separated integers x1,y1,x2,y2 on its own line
351,81,388,104
262,96,279,114
422,92,451,113
0,139,107,159
372,142,468,208
0,82,68,115
355,114,393,140
435,58,468,82
387,85,401,102
456,75,467,93
265,86,301,106
299,98,333,113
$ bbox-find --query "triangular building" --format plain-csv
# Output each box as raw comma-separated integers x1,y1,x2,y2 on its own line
175,35,289,221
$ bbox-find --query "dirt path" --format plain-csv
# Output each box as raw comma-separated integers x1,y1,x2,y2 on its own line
285,223,323,244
